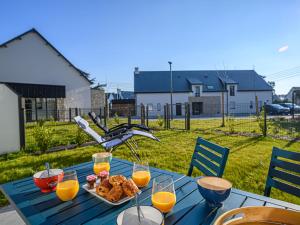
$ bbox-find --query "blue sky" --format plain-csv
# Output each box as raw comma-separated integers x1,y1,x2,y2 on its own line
1,0,300,94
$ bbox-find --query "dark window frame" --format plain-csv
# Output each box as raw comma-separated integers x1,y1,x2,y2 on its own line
229,85,235,96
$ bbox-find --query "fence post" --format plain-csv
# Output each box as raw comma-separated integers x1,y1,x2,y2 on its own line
19,107,25,149
263,103,267,136
128,110,131,125
221,92,225,127
187,103,190,130
184,103,187,130
104,106,107,127
57,110,60,121
75,108,78,116
164,105,167,129
255,96,259,116
166,103,170,129
140,104,145,126
69,108,72,122
99,107,102,123
146,105,149,127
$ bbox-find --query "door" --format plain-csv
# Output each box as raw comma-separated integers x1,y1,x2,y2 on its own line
192,102,203,115
176,103,182,116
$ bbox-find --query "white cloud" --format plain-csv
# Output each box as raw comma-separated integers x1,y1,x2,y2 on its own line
278,45,288,53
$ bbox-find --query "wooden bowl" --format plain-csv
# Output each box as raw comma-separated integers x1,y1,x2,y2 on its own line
197,176,232,207
214,206,300,225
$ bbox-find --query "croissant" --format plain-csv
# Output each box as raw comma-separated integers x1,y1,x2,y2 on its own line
122,178,140,197
106,185,123,202
109,175,126,186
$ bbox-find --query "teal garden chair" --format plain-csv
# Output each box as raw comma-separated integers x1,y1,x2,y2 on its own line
187,137,229,177
264,147,300,197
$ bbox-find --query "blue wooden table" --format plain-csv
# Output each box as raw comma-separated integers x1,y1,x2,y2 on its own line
1,158,300,225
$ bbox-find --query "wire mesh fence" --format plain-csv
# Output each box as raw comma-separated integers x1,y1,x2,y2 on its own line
22,103,300,152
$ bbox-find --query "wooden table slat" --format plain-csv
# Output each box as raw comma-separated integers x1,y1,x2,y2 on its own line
1,158,300,225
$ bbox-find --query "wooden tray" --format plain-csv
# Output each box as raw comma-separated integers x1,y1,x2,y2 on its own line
214,206,300,225
82,184,135,206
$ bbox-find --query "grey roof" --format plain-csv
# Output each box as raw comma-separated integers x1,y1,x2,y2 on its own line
134,70,272,93
106,91,135,100
121,91,135,99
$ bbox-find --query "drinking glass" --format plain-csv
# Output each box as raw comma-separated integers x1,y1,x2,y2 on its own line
56,170,79,201
92,152,111,175
132,162,151,188
151,175,176,213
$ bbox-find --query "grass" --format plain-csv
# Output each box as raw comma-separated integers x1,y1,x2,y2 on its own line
23,116,300,152
1,128,300,207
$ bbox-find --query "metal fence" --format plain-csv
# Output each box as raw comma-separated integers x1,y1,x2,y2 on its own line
21,103,300,152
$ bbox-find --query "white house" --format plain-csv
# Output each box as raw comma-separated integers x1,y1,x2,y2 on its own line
0,28,93,121
134,68,273,116
285,87,300,105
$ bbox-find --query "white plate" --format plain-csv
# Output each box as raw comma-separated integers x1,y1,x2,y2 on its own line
82,184,135,206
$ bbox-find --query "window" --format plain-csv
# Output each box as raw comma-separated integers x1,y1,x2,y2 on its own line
36,98,43,109
157,103,161,111
147,104,153,111
229,85,235,96
250,101,253,109
195,86,200,97
229,101,236,109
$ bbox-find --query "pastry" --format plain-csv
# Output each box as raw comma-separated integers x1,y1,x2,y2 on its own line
106,185,123,202
86,175,97,189
96,184,110,197
109,175,126,186
122,178,140,197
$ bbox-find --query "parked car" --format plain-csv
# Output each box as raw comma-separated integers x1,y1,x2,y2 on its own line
279,103,300,114
265,104,290,115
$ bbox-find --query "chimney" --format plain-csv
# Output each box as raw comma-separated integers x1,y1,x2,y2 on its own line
134,67,139,74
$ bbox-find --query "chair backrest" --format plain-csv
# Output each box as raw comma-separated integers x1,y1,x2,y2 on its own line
187,137,229,177
88,112,109,133
264,147,300,198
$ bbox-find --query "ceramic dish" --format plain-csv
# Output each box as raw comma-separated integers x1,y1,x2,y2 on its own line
82,184,136,206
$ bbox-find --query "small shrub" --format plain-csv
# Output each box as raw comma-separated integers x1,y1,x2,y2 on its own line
226,116,235,134
37,119,47,127
32,125,53,153
157,115,164,127
75,127,88,145
257,108,266,135
114,113,120,124
272,126,280,135
287,127,296,137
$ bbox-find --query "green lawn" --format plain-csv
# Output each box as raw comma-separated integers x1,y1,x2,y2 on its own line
23,116,300,152
1,128,300,207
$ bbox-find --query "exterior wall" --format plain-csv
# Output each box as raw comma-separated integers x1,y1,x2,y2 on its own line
136,90,272,116
0,32,91,108
91,88,105,110
226,90,272,115
0,84,20,153
136,93,190,116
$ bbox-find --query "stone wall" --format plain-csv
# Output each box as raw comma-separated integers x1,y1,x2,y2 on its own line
91,88,106,110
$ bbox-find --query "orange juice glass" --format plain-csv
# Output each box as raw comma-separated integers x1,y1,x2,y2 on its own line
56,170,79,201
152,175,176,213
132,162,151,187
92,153,111,175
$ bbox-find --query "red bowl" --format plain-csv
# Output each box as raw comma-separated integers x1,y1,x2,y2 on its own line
33,169,64,193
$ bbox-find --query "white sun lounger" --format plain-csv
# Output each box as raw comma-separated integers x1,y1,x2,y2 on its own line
74,116,159,160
